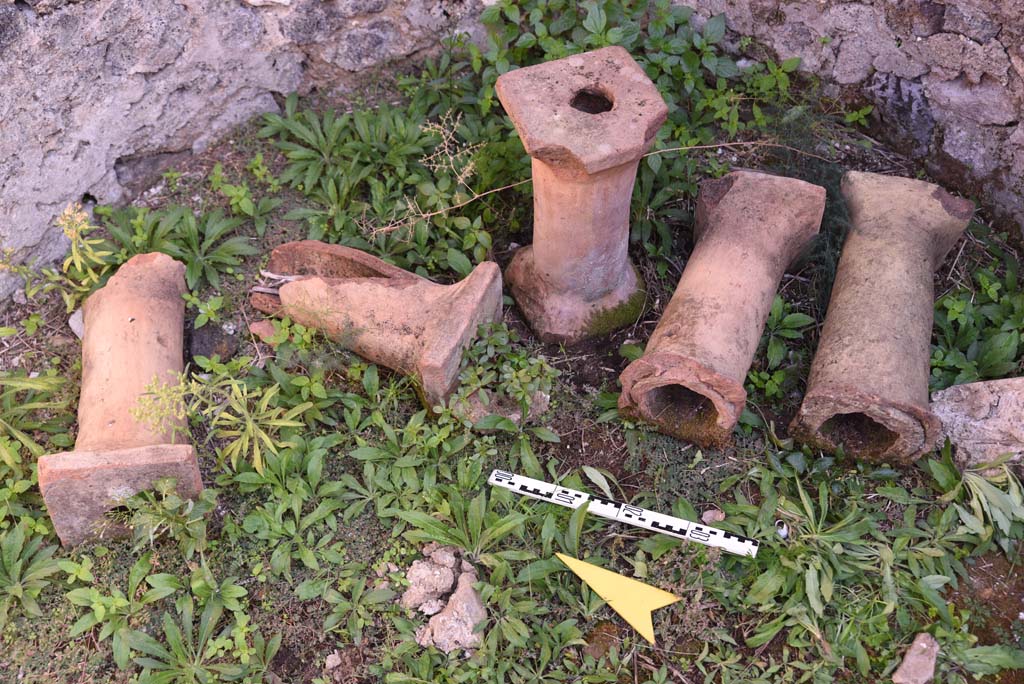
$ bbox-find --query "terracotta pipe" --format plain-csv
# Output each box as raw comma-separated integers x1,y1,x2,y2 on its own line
251,241,503,406
38,253,202,546
791,172,972,464
495,46,668,343
619,170,825,446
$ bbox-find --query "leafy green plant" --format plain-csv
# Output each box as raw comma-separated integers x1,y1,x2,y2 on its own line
321,564,396,644
246,153,281,192
0,523,59,630
0,371,69,465
923,444,1024,556
395,487,530,562
240,497,343,579
931,261,1023,390
746,296,814,403
201,380,313,474
454,323,559,421
714,455,975,675
162,169,184,192
220,182,282,236
66,552,182,668
1,204,119,311
58,555,95,585
127,595,280,683
121,479,219,560
162,207,258,290
760,296,815,370
95,205,184,260
183,293,225,329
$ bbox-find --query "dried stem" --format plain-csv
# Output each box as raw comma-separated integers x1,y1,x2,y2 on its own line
371,137,835,236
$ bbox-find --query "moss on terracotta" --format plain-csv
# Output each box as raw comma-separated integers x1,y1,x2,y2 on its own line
583,278,648,339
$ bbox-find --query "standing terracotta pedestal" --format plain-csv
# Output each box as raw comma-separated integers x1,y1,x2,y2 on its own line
619,171,825,446
495,46,668,344
250,241,503,406
791,172,973,464
38,253,202,546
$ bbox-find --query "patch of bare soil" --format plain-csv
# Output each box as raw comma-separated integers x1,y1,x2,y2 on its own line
954,552,1024,684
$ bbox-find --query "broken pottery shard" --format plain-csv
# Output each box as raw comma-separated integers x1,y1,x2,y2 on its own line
496,46,668,343
250,241,502,406
892,633,939,684
38,253,202,547
619,170,825,446
791,172,972,464
415,571,486,653
931,377,1024,467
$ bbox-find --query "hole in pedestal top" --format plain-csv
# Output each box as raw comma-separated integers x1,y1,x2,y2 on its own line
820,411,899,458
570,88,613,114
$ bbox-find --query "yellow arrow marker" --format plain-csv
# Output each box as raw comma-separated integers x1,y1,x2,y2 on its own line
555,553,680,644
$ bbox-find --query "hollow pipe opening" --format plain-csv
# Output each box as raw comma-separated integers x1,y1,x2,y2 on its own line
642,383,720,435
570,87,613,114
819,411,899,458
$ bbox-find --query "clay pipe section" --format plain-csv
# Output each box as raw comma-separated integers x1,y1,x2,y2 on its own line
791,172,972,464
251,240,503,406
495,46,668,344
619,171,826,447
38,253,202,547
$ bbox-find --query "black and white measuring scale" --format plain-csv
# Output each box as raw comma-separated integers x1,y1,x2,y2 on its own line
488,469,760,558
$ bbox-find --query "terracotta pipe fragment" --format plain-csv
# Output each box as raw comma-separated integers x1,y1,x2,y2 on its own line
38,253,202,546
250,241,502,406
791,172,973,464
495,46,668,343
619,170,826,446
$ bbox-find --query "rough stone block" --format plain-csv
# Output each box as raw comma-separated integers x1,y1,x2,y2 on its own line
931,377,1024,468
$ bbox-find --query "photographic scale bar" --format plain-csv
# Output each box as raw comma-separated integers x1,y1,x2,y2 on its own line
488,469,760,558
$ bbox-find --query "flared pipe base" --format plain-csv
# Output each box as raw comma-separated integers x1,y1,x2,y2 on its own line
505,245,646,345
38,444,202,547
618,352,747,447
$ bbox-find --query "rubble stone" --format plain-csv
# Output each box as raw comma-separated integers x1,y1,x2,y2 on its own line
415,571,486,653
931,378,1024,468
892,633,939,684
400,558,456,612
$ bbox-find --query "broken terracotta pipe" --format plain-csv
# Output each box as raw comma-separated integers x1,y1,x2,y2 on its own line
38,253,202,546
791,172,973,464
250,240,503,406
619,170,826,446
496,46,668,344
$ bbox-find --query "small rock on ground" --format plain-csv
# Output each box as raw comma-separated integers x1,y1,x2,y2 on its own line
415,571,486,653
892,633,939,684
401,559,455,611
701,508,726,524
189,323,238,361
249,320,278,345
68,308,84,339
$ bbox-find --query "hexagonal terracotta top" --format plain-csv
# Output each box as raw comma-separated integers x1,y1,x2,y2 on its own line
495,46,668,176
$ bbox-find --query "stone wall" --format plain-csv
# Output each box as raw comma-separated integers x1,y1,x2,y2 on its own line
0,0,478,299
685,0,1022,238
